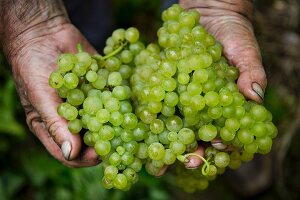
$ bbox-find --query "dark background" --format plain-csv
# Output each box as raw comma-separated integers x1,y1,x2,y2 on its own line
0,0,299,199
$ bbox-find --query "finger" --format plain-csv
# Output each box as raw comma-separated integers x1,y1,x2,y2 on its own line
155,165,168,177
185,146,205,169
31,116,100,167
56,25,98,55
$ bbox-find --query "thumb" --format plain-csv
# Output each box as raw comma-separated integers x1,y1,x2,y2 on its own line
200,14,267,103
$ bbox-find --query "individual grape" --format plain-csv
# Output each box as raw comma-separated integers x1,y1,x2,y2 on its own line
107,72,122,86
165,115,183,132
83,131,94,146
113,174,128,190
96,109,110,123
125,27,139,43
120,129,134,143
63,73,79,89
251,122,267,138
95,140,111,156
220,127,235,141
106,56,121,71
104,165,118,180
67,89,85,106
120,101,133,113
109,111,124,126
198,124,217,142
109,152,122,166
83,96,103,115
237,129,254,145
68,119,82,134
204,91,219,107
178,128,195,145
123,168,138,183
86,71,98,82
87,117,102,132
76,52,92,68
148,142,166,160
102,177,113,189
135,143,148,159
150,119,165,134
148,101,163,113
121,152,135,165
250,104,268,122
214,152,230,168
99,125,115,140
225,118,240,132
57,54,76,72
104,97,120,112
49,71,64,88
169,141,186,155
122,113,138,130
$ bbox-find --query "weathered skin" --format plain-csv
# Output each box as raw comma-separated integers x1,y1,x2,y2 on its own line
0,0,267,169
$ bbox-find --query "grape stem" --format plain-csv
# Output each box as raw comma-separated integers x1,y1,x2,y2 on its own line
180,153,211,176
92,41,128,61
77,43,83,53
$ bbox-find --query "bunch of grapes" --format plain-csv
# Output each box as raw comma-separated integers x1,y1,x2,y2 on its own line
49,4,278,192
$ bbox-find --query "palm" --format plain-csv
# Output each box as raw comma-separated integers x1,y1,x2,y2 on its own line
11,24,98,167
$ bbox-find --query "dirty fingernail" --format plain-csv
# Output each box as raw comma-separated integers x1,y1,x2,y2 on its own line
61,141,72,160
252,82,264,101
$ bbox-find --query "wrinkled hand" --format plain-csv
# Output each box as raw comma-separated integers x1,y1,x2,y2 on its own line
4,20,99,167
160,0,267,171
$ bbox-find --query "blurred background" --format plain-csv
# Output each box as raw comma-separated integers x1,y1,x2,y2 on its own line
0,0,299,199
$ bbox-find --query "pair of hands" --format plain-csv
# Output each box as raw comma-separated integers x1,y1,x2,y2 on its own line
2,1,266,170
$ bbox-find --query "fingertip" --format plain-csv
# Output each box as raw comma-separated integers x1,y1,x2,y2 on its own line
155,165,168,177
185,146,204,169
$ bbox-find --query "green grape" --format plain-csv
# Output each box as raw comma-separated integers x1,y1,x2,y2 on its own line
107,72,122,86
96,109,110,123
68,119,82,134
148,142,165,160
112,28,125,42
86,70,98,82
256,136,272,151
132,123,148,141
99,125,115,141
158,130,170,145
64,105,78,121
120,129,134,143
129,158,143,172
125,27,139,43
67,89,85,106
120,101,133,113
113,173,128,190
160,60,177,76
204,91,219,107
244,142,258,153
150,119,165,134
122,113,138,130
49,71,64,88
63,73,79,89
121,152,135,165
169,141,186,155
109,152,122,166
87,117,102,132
237,129,254,144
178,128,195,145
167,131,178,142
57,54,76,72
72,63,87,77
119,65,132,80
250,104,268,122
207,106,223,119
251,122,267,138
83,96,103,115
198,124,217,142
220,127,235,141
106,56,121,71
214,152,230,168
95,140,111,156
120,50,133,64
123,141,138,154
104,165,118,180
123,168,138,183
148,101,162,113
104,97,120,112
76,52,92,68
57,86,69,98
165,115,183,132
135,143,148,159
83,131,94,146
225,118,240,132
102,177,113,189
110,111,124,126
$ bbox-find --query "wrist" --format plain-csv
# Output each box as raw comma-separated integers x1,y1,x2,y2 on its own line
0,0,69,63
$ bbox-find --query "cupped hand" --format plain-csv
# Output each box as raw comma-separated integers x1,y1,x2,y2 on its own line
4,19,99,167
162,0,267,171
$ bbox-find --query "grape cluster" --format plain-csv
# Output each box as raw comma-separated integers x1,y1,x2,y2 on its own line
49,4,278,192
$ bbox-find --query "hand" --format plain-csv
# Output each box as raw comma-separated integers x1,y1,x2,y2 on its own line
167,0,267,171
3,18,100,167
